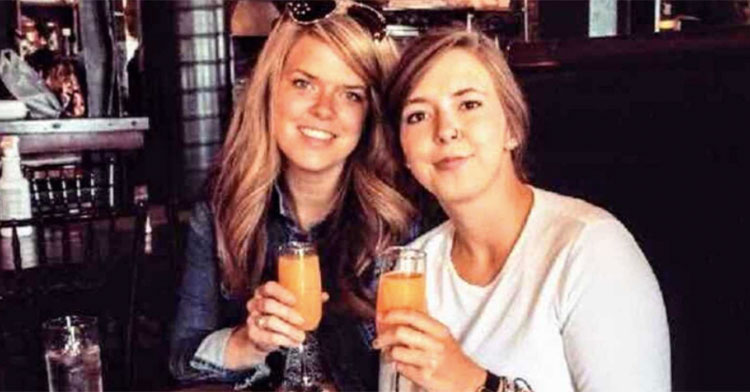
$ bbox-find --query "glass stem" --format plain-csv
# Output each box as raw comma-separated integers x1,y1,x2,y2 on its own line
392,362,400,391
300,336,309,387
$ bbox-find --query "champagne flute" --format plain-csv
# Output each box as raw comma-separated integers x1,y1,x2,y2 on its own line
376,246,426,392
278,241,323,392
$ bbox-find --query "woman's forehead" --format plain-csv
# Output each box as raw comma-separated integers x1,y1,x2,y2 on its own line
283,35,367,88
407,49,494,100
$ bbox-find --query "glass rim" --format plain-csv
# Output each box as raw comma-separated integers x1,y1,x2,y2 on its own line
42,315,98,330
278,241,316,255
377,246,425,259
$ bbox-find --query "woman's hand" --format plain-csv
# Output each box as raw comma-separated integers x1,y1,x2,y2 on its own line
373,310,486,392
224,281,327,369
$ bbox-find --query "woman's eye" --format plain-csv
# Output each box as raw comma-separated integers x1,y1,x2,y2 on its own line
405,112,426,125
460,100,482,110
344,91,364,103
292,78,311,89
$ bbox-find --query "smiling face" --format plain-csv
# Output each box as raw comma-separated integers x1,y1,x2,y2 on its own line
272,35,369,179
400,48,519,204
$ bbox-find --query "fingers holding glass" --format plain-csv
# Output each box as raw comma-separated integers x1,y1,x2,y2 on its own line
244,282,308,350
247,311,305,349
374,317,445,354
387,344,442,370
251,294,305,326
255,281,299,306
376,328,445,390
374,309,484,391
377,309,451,341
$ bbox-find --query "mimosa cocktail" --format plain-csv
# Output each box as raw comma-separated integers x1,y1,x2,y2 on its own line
277,241,322,391
278,248,322,331
376,271,426,333
375,247,426,392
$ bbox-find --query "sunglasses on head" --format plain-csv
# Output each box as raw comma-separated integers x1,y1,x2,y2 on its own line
285,0,388,41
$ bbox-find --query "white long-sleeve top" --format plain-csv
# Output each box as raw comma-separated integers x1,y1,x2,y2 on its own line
407,187,670,392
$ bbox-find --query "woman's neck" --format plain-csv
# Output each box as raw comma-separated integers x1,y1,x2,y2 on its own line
442,174,533,286
283,165,344,231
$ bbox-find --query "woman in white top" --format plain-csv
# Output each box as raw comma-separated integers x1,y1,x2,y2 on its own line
373,29,671,392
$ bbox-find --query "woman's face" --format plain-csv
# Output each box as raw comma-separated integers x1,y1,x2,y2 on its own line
399,49,517,204
272,35,369,179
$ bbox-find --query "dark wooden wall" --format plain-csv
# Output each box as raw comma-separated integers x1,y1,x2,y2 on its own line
513,27,750,391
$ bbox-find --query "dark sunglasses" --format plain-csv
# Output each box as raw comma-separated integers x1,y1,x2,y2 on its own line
285,1,388,41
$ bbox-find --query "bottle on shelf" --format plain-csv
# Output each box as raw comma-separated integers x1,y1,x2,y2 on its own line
0,136,33,237
61,27,73,57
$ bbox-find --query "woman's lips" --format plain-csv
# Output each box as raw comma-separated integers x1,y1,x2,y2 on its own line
435,156,470,171
298,126,335,141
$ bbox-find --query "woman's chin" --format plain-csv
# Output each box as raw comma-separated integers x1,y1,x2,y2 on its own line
285,159,345,177
434,186,483,207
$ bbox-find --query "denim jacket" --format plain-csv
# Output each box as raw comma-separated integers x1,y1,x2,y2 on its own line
169,188,416,390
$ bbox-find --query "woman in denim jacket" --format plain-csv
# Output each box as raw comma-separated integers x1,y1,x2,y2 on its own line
169,2,417,390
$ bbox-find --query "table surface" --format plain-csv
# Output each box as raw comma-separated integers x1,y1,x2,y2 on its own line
172,381,339,392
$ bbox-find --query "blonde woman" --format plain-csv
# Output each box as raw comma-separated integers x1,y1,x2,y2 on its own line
169,2,416,390
374,29,670,392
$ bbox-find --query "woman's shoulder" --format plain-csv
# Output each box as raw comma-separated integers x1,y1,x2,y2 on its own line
531,186,618,228
530,187,648,270
528,186,643,259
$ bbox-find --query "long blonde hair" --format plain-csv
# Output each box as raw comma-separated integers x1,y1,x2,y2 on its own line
211,12,415,315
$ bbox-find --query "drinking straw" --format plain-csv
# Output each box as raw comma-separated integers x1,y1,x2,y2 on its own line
64,316,81,355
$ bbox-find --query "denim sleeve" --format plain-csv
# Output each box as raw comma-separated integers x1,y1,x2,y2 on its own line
169,202,269,385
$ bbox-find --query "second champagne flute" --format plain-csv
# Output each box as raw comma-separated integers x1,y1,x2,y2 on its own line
376,246,426,392
277,241,323,392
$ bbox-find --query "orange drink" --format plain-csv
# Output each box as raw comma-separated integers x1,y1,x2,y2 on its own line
278,245,322,331
375,247,426,336
376,271,425,333
375,247,426,392
277,242,322,389
376,271,426,313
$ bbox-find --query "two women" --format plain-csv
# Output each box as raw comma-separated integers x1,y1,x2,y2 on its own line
374,29,671,392
170,2,415,390
171,2,671,390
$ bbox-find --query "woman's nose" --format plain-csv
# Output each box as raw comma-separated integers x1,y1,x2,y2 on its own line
311,90,335,120
436,111,460,144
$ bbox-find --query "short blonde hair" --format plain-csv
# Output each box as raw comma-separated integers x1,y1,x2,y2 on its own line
385,28,530,180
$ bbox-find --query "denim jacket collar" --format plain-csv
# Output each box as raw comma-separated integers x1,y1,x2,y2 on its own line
273,182,331,243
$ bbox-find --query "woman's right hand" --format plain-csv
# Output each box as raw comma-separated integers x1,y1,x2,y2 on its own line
374,310,486,392
224,281,306,369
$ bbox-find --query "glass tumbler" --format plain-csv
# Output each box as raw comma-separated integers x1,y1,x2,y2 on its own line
42,315,103,392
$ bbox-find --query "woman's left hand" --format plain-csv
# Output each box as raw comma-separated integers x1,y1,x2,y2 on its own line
373,310,486,392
